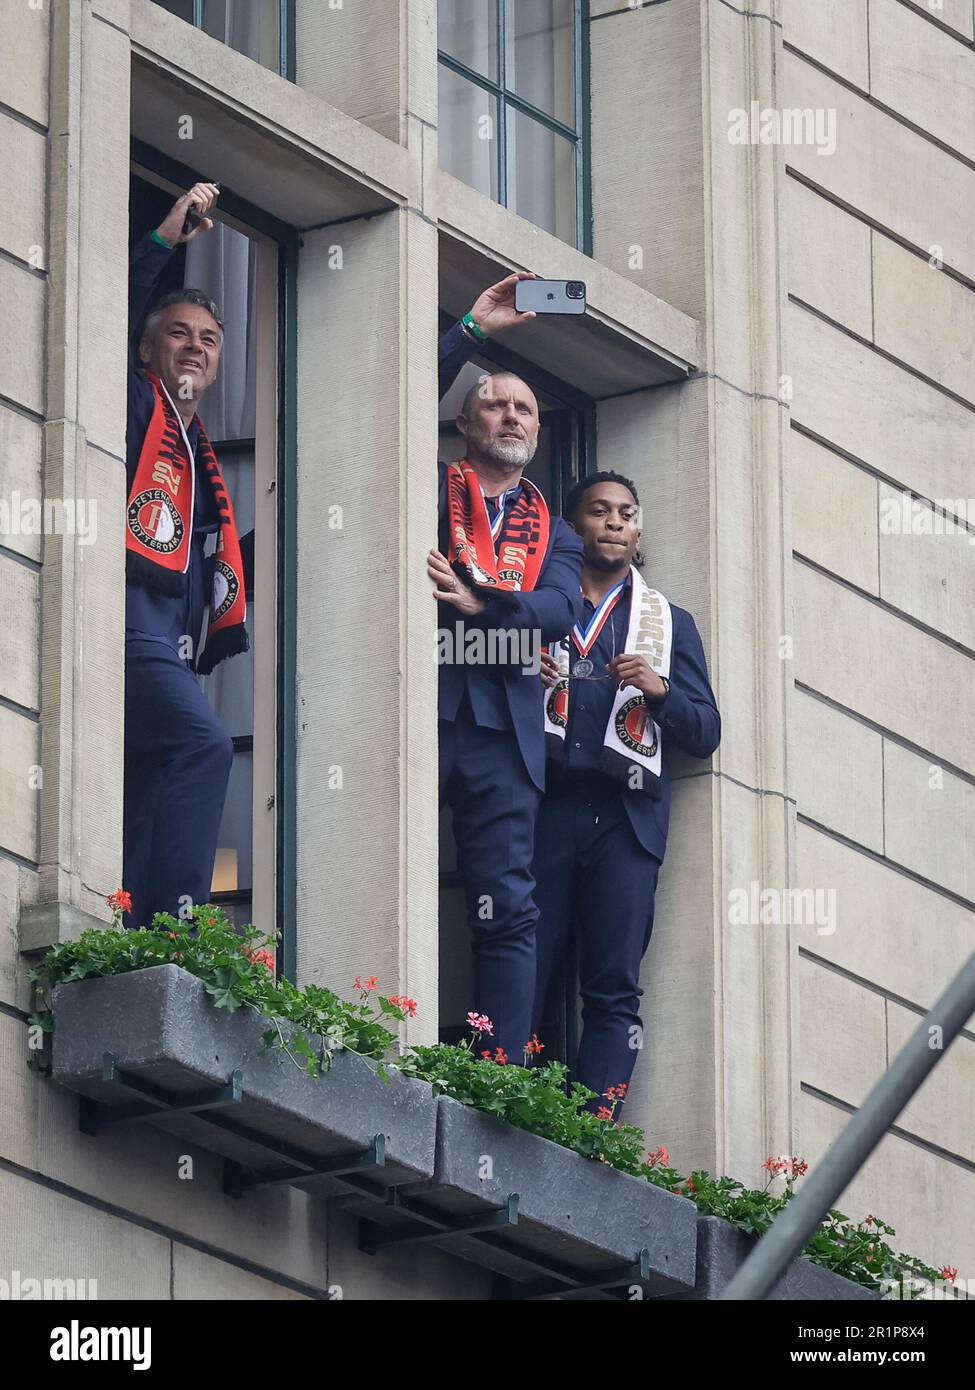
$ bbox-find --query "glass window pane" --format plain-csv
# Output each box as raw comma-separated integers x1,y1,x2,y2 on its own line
439,0,499,81
202,0,280,70
184,224,257,443
211,748,254,895
503,0,575,128
217,899,254,931
505,110,576,244
152,0,194,21
438,67,500,203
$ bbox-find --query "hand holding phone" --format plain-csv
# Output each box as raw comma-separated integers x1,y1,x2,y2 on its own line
513,279,587,315
154,182,221,248
182,181,222,237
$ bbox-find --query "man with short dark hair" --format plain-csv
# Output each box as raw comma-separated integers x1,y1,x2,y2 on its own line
533,471,720,1113
434,282,584,1059
123,182,247,930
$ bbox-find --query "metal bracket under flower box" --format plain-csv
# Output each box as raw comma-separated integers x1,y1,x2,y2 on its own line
351,1187,657,1300
52,966,438,1195
78,1053,243,1136
352,1096,697,1299
495,1246,654,1301
76,1051,390,1198
52,969,697,1300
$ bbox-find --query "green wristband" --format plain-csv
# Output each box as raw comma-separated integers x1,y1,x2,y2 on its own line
461,311,488,342
150,229,175,250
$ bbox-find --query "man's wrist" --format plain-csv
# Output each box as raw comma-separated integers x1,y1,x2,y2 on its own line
461,310,489,342
644,675,670,707
150,228,175,250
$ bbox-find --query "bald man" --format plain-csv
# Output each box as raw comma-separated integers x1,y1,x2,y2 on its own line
434,285,583,1058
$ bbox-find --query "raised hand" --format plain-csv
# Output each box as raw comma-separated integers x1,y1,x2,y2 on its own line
155,181,221,247
468,271,538,338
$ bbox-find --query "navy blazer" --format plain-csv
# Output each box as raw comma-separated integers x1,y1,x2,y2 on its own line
438,324,584,790
437,465,583,791
622,602,720,859
555,594,720,860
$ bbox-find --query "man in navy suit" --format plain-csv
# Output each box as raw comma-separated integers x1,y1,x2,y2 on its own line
532,471,720,1113
124,182,244,931
434,277,583,1060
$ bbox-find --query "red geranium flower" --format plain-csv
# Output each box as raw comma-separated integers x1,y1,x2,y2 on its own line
248,948,275,971
387,994,419,1018
596,1106,614,1120
107,889,132,914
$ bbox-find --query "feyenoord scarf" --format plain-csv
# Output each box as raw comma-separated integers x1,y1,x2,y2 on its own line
446,459,550,594
125,373,248,674
544,567,673,797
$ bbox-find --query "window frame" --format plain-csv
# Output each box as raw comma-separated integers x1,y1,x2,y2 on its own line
130,138,300,982
437,0,592,252
151,0,297,80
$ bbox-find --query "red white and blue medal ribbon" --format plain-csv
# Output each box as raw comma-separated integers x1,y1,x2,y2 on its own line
571,579,626,658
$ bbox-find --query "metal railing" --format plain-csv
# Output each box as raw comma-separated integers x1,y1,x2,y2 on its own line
721,950,975,1299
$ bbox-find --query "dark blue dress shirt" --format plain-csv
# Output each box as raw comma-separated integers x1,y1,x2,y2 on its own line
563,574,633,779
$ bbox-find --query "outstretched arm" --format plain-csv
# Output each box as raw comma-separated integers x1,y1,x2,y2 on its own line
129,182,221,346
438,271,539,400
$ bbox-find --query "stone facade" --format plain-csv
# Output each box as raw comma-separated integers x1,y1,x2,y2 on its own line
0,0,970,1297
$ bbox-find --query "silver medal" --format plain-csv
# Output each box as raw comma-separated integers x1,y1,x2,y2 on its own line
572,657,594,678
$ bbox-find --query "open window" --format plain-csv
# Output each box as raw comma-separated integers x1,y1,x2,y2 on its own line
437,316,596,1066
128,156,284,955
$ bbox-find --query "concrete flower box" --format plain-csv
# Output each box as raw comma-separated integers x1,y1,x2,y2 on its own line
51,964,437,1195
677,1215,882,1301
351,1095,698,1296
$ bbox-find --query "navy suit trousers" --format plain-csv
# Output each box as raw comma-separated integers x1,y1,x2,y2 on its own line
440,700,541,1061
532,780,661,1113
123,638,234,930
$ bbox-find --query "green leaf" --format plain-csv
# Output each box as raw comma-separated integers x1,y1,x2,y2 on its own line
204,968,243,1013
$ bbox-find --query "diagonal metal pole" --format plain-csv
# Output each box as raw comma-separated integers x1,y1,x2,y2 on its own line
720,950,975,1300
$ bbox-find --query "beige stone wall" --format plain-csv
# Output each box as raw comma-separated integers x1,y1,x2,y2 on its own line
0,0,478,1302
782,0,975,1276
0,1,47,903
2,0,969,1298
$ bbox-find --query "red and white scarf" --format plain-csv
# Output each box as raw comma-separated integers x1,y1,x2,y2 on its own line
125,372,248,673
446,459,550,593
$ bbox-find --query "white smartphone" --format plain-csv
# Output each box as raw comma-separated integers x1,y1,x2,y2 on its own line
514,279,587,315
